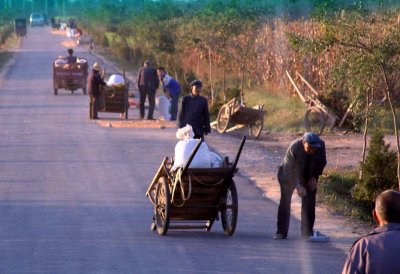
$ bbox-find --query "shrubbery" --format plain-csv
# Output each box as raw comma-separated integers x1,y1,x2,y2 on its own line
0,23,13,45
353,131,397,201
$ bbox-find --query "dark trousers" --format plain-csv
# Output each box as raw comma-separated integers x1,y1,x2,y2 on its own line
90,95,100,119
170,91,180,120
276,179,316,237
139,86,156,119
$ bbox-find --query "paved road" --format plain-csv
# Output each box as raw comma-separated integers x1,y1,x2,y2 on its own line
0,27,349,273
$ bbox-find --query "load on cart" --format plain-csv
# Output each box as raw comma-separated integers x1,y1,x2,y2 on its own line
146,127,246,236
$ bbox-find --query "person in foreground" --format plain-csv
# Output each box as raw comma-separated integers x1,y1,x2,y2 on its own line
274,132,327,240
342,189,400,274
177,80,211,140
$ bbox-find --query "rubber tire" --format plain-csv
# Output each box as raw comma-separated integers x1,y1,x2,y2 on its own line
54,88,58,95
304,106,325,135
221,180,238,236
217,104,230,134
155,177,170,236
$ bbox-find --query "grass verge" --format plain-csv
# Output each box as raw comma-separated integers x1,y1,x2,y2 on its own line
242,88,306,132
0,34,19,72
318,169,374,224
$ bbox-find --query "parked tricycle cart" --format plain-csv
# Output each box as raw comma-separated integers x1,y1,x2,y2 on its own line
53,57,88,95
216,98,265,139
146,137,246,236
14,18,27,37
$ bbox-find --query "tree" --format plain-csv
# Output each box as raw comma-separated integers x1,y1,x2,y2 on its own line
289,7,400,189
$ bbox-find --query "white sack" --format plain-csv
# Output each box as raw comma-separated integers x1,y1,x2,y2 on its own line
107,74,125,86
172,139,211,171
176,124,194,140
156,95,171,120
209,151,223,168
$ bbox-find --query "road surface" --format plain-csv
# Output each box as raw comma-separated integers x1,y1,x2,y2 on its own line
0,26,357,273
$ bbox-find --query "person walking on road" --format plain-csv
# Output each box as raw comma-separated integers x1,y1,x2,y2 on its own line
342,189,400,274
88,62,106,120
157,67,181,121
137,60,159,120
274,132,327,240
177,80,211,140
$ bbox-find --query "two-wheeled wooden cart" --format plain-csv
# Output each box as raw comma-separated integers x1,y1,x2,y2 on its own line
286,71,343,134
146,137,246,236
216,98,265,139
97,72,129,120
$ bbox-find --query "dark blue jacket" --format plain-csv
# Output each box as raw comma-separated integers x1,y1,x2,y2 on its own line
160,74,181,96
177,94,211,137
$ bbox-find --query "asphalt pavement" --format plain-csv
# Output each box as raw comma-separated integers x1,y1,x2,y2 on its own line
0,26,350,273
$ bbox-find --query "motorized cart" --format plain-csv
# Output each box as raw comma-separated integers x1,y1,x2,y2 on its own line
146,137,246,236
53,57,88,95
14,18,27,37
97,72,129,120
216,98,265,139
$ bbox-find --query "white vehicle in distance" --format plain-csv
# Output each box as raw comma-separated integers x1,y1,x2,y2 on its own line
30,13,45,27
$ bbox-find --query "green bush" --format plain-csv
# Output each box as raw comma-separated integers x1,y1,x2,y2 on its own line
0,23,13,45
353,131,397,202
224,87,241,101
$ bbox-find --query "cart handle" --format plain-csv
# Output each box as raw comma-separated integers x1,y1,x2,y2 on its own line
230,136,246,175
181,138,203,176
145,157,169,199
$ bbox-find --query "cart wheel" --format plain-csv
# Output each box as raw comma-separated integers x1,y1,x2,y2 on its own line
82,88,87,95
155,176,170,236
249,117,263,139
54,88,58,95
304,106,325,135
221,180,238,236
217,104,230,134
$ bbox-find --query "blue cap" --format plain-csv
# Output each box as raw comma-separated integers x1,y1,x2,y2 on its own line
303,132,321,148
190,80,202,87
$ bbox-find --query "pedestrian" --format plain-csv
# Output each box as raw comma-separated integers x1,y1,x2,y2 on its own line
157,67,181,121
65,48,77,64
342,189,400,274
88,62,106,120
273,132,327,240
136,60,159,120
177,80,211,140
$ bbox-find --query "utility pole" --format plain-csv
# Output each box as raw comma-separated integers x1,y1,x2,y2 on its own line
45,0,47,14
